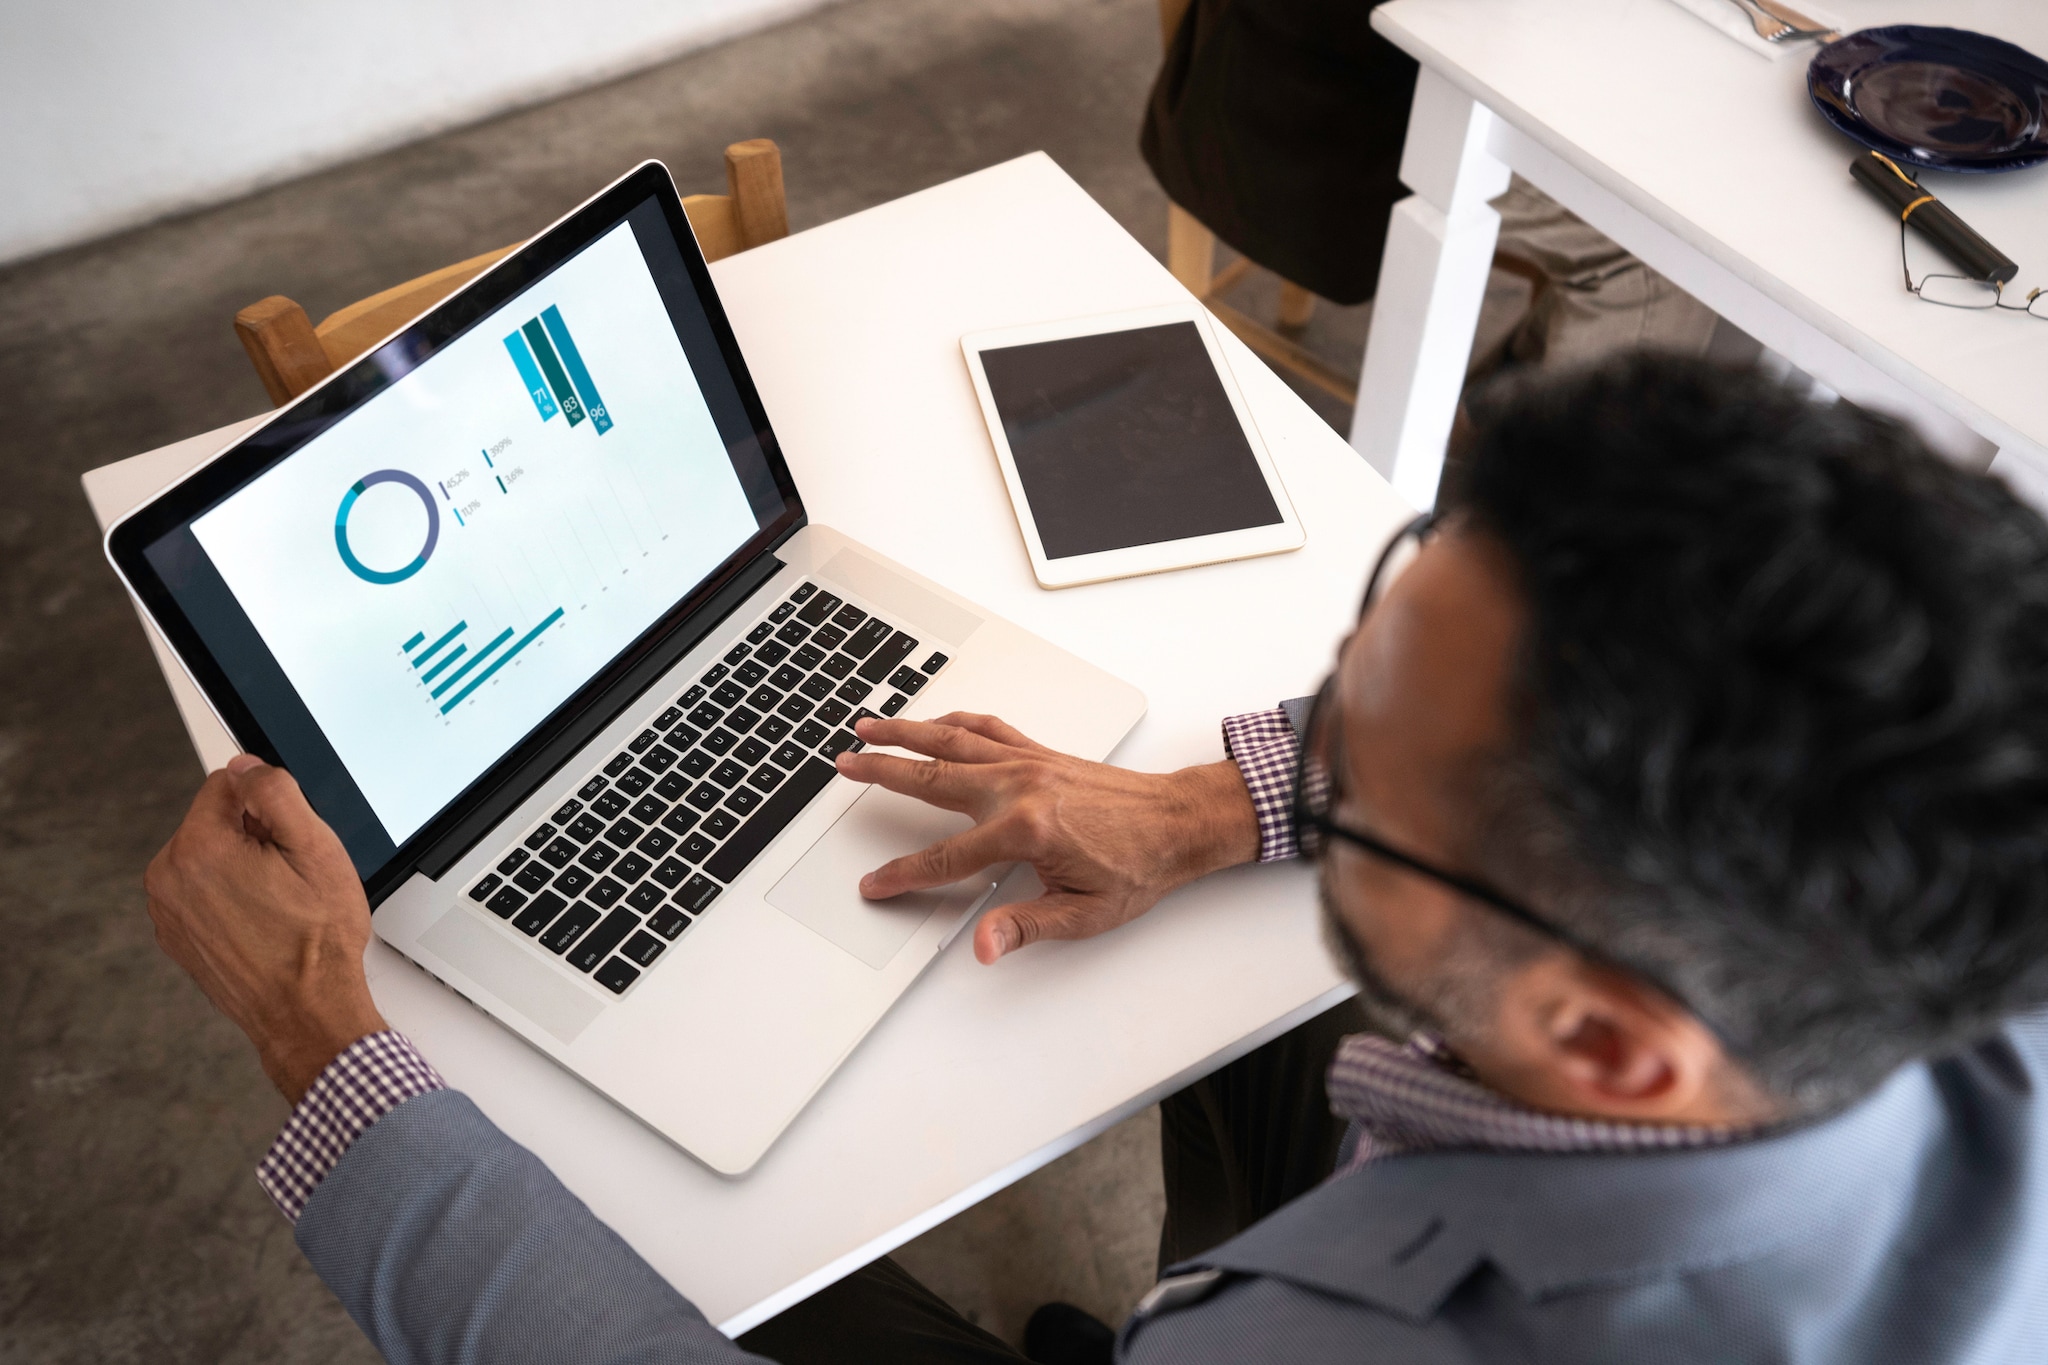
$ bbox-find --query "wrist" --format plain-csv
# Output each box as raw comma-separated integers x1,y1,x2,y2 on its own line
1167,760,1262,882
255,984,389,1105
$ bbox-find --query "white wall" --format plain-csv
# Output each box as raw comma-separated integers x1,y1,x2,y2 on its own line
0,0,829,266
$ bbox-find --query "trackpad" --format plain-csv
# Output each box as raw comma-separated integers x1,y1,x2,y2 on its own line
767,787,988,969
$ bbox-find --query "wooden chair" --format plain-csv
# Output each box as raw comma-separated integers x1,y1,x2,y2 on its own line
235,139,790,407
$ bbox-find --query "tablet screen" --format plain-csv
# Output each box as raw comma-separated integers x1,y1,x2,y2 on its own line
977,321,1282,560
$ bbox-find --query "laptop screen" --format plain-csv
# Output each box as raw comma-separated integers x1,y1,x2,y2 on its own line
133,189,796,879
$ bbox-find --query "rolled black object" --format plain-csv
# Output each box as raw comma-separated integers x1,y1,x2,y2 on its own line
1852,151,2018,284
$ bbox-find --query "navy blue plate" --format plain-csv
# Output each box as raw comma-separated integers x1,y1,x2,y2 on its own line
1808,25,2048,173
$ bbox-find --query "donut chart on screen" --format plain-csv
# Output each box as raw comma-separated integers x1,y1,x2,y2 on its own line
335,469,440,584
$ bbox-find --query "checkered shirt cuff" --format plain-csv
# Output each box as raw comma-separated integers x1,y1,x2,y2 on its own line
1222,707,1304,863
256,1030,445,1223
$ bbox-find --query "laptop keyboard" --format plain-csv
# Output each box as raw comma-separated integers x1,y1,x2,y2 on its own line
460,580,951,996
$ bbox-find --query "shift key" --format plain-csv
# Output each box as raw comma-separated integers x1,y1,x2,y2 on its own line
568,906,641,973
855,631,919,684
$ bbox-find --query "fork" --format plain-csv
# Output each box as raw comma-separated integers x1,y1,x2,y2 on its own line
1724,0,1837,43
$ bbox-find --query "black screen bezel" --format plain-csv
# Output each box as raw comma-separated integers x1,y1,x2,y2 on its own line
107,160,806,904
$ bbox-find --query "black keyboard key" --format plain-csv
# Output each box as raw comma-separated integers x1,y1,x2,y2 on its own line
485,885,528,918
749,764,787,793
791,582,817,603
820,653,856,681
686,781,723,811
832,603,868,630
747,685,782,712
770,599,798,623
687,702,724,730
629,728,659,754
702,727,737,756
679,750,715,779
712,680,746,708
604,752,634,777
835,678,873,705
513,891,567,936
801,673,837,702
734,662,767,690
522,824,556,852
652,856,690,889
542,903,600,953
704,757,838,883
586,876,626,909
579,775,608,800
747,621,775,644
630,794,668,824
604,817,645,848
889,666,927,695
640,745,678,774
638,827,676,859
568,907,640,972
680,833,716,863
567,813,606,843
769,664,805,691
879,692,908,717
777,693,815,722
551,798,584,824
843,618,892,658
756,714,793,743
858,631,920,684
667,723,702,750
655,770,693,800
704,663,730,685
791,643,824,670
676,684,705,709
592,789,629,820
725,706,762,733
468,873,503,902
735,736,770,765
554,865,594,897
615,768,653,797
614,852,652,885
812,623,848,651
703,809,741,839
795,719,831,748
796,590,842,626
659,806,700,837
815,698,852,727
920,652,949,674
771,741,808,769
677,875,725,914
497,847,531,875
577,842,619,873
710,758,747,788
622,930,667,966
540,837,579,868
725,641,751,665
775,619,810,647
755,639,791,666
513,862,553,893
649,906,690,940
725,786,763,815
595,957,641,994
654,706,684,730
627,882,666,914
820,729,863,759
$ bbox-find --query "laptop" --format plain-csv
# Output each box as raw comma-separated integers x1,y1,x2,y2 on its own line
106,161,1146,1174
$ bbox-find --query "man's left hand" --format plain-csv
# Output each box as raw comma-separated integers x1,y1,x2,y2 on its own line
146,755,387,1103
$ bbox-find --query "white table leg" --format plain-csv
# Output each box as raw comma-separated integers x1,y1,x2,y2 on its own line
1350,68,1511,511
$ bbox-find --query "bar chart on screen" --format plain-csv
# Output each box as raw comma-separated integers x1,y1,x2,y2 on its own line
403,607,566,715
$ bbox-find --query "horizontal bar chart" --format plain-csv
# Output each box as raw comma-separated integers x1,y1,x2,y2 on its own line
411,621,466,668
440,607,565,713
432,627,512,699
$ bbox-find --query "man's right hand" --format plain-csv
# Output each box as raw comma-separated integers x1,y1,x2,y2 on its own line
834,713,1261,963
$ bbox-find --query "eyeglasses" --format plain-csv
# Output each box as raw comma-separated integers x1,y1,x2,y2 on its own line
1900,218,2048,319
1292,513,1728,1040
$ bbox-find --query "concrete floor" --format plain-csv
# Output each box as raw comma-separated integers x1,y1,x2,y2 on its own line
0,0,1377,1359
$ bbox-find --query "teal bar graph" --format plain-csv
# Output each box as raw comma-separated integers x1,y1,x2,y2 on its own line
402,631,426,651
504,332,559,421
440,607,564,713
540,306,611,435
411,621,466,668
420,644,466,684
431,628,512,699
521,320,586,426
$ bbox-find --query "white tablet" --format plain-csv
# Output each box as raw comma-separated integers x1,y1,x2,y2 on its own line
961,302,1305,589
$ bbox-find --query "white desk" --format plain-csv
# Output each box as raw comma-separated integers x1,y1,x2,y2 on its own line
82,153,1408,1334
1355,0,2048,511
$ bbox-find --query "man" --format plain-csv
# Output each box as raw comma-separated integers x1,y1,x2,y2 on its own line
145,356,2048,1363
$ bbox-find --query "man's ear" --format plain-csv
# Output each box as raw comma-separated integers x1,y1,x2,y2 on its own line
1482,954,1755,1125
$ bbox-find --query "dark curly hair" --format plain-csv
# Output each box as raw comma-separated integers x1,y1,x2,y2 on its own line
1450,353,2048,1111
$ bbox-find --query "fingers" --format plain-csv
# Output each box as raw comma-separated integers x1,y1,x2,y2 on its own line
222,760,327,854
973,893,1114,963
850,715,1015,764
834,749,995,812
860,823,1014,899
926,712,1055,754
